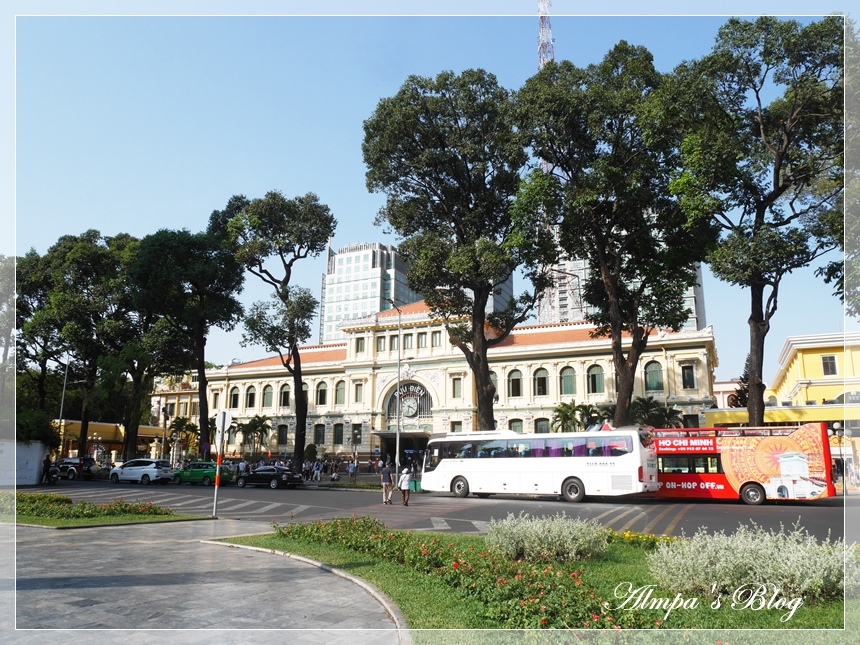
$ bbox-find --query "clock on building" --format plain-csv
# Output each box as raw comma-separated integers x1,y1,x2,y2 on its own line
401,397,419,417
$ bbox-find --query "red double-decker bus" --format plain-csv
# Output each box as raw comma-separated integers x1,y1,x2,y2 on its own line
652,422,836,505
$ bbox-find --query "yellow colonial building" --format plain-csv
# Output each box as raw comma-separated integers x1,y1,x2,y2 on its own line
153,302,718,463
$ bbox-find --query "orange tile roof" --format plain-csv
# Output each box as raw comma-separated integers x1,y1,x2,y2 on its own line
377,300,431,318
232,344,347,370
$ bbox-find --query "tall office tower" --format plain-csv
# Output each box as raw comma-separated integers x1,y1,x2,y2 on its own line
319,241,517,344
535,261,708,331
318,242,423,344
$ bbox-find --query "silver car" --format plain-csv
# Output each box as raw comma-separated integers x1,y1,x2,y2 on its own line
109,459,173,485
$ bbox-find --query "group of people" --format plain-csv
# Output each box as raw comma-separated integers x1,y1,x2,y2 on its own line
380,461,412,506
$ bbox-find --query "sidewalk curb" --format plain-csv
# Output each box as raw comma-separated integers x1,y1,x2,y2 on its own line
202,539,412,644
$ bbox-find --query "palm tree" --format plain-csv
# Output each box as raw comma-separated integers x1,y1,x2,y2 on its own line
631,396,684,428
575,403,604,430
238,415,271,458
551,401,581,432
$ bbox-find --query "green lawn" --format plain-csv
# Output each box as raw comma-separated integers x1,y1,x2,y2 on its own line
16,513,208,528
227,526,846,631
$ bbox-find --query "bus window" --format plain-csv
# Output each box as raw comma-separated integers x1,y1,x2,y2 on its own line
659,456,691,474
522,438,545,457
545,438,564,457
570,439,587,457
693,456,721,474
608,436,633,456
478,439,507,458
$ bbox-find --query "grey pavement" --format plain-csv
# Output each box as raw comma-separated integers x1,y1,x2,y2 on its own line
5,518,409,644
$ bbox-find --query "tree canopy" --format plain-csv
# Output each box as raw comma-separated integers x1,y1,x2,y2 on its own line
665,16,844,425
363,68,553,431
516,44,718,426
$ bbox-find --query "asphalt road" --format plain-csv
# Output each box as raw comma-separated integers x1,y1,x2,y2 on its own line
35,477,849,543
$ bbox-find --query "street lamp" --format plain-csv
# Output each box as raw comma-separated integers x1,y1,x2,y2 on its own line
829,422,853,496
386,298,402,472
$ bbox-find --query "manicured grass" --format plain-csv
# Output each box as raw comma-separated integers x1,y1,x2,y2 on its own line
227,523,846,630
16,513,207,528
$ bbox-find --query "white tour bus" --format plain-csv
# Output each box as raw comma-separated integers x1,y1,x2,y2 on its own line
420,427,659,502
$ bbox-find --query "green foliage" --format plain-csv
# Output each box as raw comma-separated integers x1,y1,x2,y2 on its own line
363,68,547,432
303,443,317,461
647,521,857,603
15,408,59,447
16,492,174,518
485,512,610,563
550,401,580,433
630,396,683,428
274,515,648,629
516,45,718,427
666,16,844,424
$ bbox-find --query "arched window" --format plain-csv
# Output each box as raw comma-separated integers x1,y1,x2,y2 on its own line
245,386,256,409
535,418,550,433
587,365,604,394
229,387,239,409
508,418,523,433
507,370,522,398
489,371,499,400
302,382,309,404
277,425,288,445
316,382,327,406
262,385,273,408
333,423,344,444
335,380,346,405
559,367,576,395
533,368,549,396
644,361,664,392
279,385,290,408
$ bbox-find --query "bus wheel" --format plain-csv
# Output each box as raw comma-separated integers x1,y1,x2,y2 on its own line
451,476,469,498
740,483,765,505
562,477,585,503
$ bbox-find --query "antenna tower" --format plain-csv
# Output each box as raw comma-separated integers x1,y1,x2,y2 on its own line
538,0,555,69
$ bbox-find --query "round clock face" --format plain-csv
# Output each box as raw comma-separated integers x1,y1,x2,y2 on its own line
402,397,418,417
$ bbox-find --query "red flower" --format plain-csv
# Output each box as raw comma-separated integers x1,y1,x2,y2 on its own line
452,562,460,569
541,618,548,625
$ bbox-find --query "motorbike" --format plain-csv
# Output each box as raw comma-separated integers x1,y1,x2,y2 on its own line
47,465,60,485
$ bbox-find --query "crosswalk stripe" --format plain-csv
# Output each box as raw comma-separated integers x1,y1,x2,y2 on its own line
431,517,450,531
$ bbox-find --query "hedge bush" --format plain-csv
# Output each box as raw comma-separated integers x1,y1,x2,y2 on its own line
647,520,858,602
485,511,610,562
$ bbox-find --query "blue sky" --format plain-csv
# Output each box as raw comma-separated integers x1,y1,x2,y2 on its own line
7,1,855,384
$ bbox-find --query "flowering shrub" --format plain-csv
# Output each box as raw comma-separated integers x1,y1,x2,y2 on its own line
16,492,174,519
647,520,858,601
608,529,675,550
274,515,649,629
485,512,610,562
0,491,14,516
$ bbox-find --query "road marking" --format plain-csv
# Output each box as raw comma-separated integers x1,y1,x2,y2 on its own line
617,511,650,533
661,504,694,536
471,520,489,533
597,506,640,529
431,517,450,531
640,503,681,535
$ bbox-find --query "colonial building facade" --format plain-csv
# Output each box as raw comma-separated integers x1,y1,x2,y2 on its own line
153,302,718,462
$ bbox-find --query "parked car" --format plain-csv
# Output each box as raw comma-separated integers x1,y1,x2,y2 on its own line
56,457,100,481
173,462,233,486
109,459,173,485
236,466,303,489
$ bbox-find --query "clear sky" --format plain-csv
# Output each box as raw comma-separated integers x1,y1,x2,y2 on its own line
7,1,855,385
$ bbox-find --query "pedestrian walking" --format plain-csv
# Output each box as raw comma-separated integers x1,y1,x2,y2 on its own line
380,461,394,504
41,454,52,485
398,468,411,506
348,459,357,484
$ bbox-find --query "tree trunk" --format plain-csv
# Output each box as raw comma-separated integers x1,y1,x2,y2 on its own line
194,328,211,461
291,345,307,466
747,284,769,426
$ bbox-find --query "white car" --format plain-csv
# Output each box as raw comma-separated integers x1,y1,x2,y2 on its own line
109,459,173,485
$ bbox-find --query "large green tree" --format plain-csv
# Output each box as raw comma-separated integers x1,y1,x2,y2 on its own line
130,199,246,460
363,69,552,432
666,17,844,426
516,45,718,427
228,191,336,467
